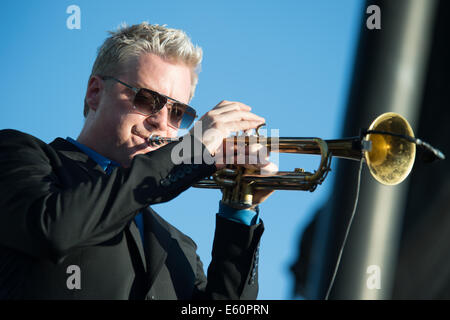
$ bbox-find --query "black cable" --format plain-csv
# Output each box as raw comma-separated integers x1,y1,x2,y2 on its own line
364,130,445,161
324,159,364,300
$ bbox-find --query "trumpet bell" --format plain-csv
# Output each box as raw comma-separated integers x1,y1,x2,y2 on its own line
365,112,416,185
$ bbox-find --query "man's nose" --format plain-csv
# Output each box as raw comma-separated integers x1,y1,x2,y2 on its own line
145,106,169,131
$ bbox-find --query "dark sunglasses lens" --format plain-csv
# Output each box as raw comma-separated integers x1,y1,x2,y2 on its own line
134,89,164,114
169,104,196,129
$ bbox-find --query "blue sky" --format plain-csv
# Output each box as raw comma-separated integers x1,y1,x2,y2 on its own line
0,0,363,299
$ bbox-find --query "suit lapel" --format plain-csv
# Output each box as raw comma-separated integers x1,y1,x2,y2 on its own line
128,219,148,273
142,207,173,289
49,137,107,176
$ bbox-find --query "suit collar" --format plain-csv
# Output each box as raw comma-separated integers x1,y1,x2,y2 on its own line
49,137,107,175
65,137,120,171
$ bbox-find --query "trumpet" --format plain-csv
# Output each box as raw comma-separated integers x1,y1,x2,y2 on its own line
193,112,422,209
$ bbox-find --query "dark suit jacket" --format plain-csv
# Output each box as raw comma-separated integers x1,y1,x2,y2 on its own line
0,129,264,300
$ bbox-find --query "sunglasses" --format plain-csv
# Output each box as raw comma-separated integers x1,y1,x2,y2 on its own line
101,75,197,129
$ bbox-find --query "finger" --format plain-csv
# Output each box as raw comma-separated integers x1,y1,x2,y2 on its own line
252,189,275,205
221,143,266,157
260,162,278,175
208,103,247,117
223,119,266,133
247,143,265,154
212,110,265,126
205,114,265,134
235,145,268,162
212,100,252,112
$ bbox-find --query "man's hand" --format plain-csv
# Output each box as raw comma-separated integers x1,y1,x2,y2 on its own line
190,100,266,159
190,101,277,207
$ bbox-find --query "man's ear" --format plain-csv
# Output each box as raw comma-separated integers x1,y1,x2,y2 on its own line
85,75,104,112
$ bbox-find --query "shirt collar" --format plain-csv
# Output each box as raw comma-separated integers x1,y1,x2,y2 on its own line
66,137,121,171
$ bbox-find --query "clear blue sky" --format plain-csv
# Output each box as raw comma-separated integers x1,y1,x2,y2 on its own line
0,0,363,299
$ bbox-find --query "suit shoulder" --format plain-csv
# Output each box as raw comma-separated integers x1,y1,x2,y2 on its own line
0,129,53,158
0,129,45,144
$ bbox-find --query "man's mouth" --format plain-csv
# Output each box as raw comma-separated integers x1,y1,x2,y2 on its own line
131,127,152,146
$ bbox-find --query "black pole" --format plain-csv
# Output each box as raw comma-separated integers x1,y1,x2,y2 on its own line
307,0,438,299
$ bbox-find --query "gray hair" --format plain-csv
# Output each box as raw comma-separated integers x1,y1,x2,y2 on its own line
84,22,203,117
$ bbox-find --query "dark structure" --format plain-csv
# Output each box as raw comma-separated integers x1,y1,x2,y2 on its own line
291,0,449,299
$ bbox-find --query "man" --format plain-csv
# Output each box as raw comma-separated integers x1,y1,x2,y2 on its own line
0,23,275,299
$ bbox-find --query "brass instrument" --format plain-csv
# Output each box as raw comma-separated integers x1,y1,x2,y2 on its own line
193,112,418,209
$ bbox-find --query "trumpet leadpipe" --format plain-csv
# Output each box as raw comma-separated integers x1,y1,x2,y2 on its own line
223,136,364,160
